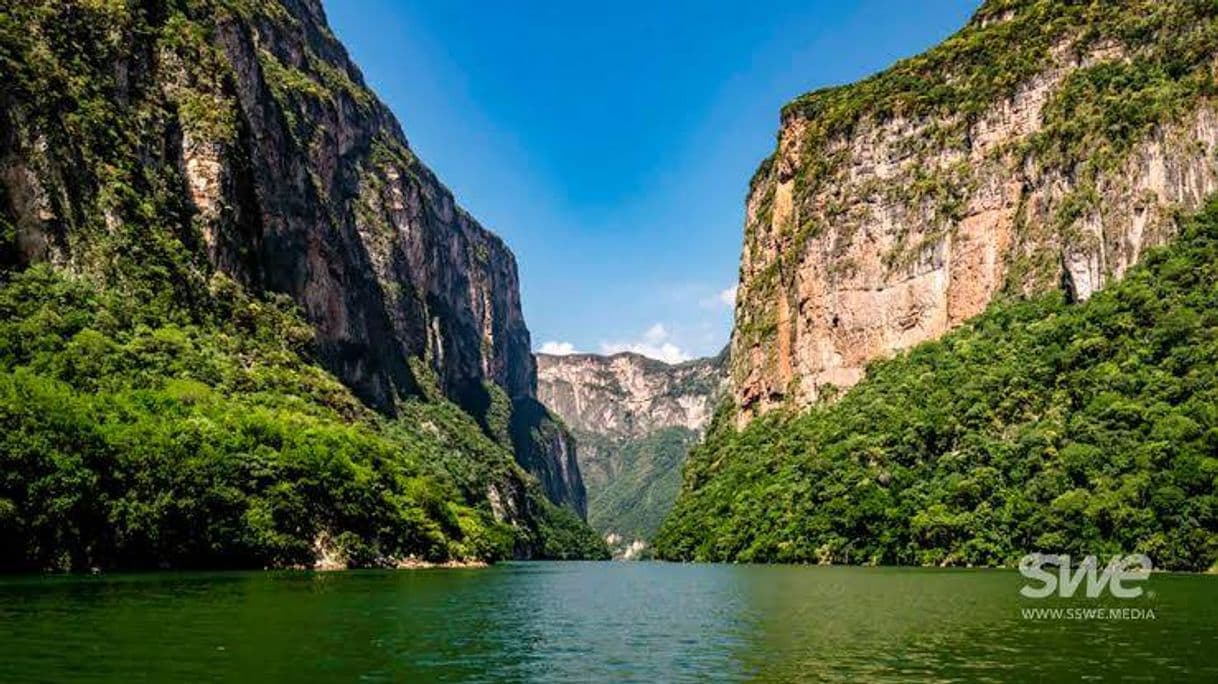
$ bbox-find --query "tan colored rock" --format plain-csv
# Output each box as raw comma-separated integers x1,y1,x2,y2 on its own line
537,352,727,442
536,350,727,542
732,24,1218,424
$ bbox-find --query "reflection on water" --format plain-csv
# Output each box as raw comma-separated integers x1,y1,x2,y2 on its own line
0,562,1215,682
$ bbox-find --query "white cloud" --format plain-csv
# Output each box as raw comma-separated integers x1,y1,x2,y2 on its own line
642,323,668,344
538,341,579,355
700,284,738,309
718,285,738,307
600,323,690,364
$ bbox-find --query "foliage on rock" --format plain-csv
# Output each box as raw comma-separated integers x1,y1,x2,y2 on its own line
659,200,1218,571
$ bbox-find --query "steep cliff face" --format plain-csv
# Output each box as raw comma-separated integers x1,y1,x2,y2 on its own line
0,0,583,515
658,198,1218,568
538,352,727,441
537,351,727,549
733,0,1218,421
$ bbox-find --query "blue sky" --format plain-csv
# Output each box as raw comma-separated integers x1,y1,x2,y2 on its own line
324,0,979,362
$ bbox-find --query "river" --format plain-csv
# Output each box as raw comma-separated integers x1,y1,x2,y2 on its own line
1,562,1215,682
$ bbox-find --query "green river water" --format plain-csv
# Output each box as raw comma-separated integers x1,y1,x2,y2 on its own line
0,562,1215,682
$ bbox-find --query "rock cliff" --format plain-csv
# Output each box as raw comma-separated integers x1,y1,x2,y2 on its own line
732,0,1218,421
537,350,727,549
0,0,584,517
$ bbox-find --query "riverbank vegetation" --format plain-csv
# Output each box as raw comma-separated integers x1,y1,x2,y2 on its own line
0,267,605,572
658,201,1218,572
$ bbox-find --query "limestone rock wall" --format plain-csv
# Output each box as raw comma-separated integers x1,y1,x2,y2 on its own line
537,350,727,541
732,1,1218,421
537,352,727,442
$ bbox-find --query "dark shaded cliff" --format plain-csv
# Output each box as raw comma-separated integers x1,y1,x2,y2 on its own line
0,0,600,568
0,0,584,516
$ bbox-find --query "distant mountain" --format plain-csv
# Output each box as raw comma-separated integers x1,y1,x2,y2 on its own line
537,350,727,557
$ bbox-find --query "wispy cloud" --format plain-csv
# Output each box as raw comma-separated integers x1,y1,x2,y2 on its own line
538,340,579,355
718,285,738,307
700,284,738,309
600,323,690,364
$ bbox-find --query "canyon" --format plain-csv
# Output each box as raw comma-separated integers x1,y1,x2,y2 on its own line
657,0,1218,570
4,0,1216,573
537,350,726,556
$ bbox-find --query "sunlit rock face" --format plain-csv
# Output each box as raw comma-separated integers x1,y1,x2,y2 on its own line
537,350,728,548
731,1,1218,423
537,351,727,440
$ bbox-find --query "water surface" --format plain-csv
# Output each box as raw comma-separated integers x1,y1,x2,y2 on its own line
1,562,1215,682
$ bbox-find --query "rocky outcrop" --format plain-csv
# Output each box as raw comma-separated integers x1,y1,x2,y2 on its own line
537,350,727,546
538,351,727,442
0,0,584,516
509,397,587,519
732,0,1218,422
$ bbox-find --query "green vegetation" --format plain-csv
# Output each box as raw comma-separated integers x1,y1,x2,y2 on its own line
0,0,607,570
0,0,228,306
777,0,1218,187
259,48,330,103
0,266,605,571
658,200,1218,572
587,428,697,543
533,501,613,561
0,266,432,569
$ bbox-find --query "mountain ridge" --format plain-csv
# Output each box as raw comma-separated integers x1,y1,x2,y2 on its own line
731,0,1218,422
659,0,1218,570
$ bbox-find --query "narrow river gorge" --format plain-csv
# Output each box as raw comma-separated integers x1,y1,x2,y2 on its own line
5,0,1218,680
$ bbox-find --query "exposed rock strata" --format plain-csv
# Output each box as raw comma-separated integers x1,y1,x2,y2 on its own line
733,2,1218,422
537,350,727,545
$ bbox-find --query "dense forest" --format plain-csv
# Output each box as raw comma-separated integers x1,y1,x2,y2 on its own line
657,200,1218,572
587,427,697,544
0,266,606,571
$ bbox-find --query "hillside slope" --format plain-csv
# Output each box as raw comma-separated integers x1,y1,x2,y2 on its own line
537,351,726,552
662,0,1218,571
658,199,1218,571
0,0,603,569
